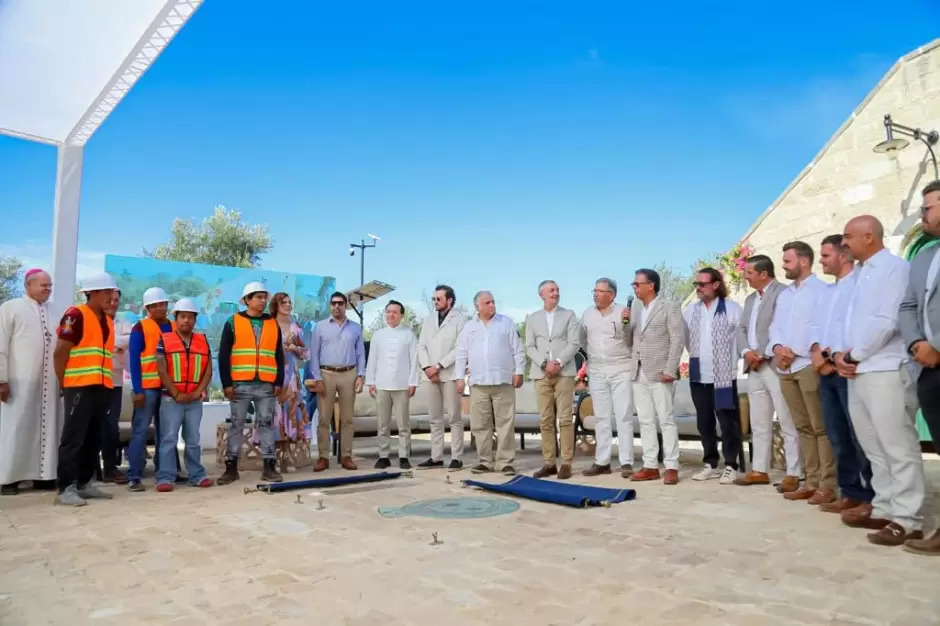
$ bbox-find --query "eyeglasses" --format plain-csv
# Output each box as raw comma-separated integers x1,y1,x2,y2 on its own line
592,289,613,295
921,202,940,216
330,301,346,307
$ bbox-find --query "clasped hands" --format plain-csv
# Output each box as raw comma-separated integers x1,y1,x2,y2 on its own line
773,345,796,370
911,340,940,368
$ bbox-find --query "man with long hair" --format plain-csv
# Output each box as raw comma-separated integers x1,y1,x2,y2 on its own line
684,267,744,484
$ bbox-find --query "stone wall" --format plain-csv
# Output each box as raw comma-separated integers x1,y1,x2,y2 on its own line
728,39,940,301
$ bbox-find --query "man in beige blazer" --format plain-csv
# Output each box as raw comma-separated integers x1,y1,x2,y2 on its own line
524,280,581,480
416,285,467,470
628,268,685,485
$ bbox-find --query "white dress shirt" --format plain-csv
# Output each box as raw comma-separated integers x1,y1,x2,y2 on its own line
742,291,767,357
639,296,658,330
365,325,420,390
454,313,525,386
844,249,910,373
580,305,631,370
768,274,827,373
813,271,856,354
544,308,556,361
682,299,742,384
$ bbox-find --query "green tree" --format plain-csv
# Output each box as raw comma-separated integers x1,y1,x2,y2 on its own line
367,303,423,339
145,205,273,268
651,261,694,303
0,255,23,304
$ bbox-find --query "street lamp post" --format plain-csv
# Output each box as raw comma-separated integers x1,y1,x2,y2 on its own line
873,114,939,180
348,233,380,321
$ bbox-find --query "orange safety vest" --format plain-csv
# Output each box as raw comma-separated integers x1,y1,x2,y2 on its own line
230,315,278,383
162,331,210,394
63,305,115,389
139,317,176,389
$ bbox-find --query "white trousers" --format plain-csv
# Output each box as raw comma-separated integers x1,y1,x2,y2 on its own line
747,365,802,476
633,370,679,470
588,367,634,466
848,369,925,531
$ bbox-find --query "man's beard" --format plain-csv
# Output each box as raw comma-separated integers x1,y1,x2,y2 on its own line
785,269,800,280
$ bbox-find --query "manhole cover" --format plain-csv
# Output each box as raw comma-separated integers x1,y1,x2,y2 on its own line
377,497,519,519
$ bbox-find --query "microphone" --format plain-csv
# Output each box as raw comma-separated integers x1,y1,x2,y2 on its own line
623,295,634,325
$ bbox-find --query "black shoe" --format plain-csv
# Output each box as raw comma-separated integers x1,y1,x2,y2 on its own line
417,459,444,470
501,466,516,476
399,458,411,470
470,464,492,474
448,460,463,472
30,479,56,491
216,460,240,486
175,475,188,484
374,458,392,470
261,459,283,483
1,482,19,496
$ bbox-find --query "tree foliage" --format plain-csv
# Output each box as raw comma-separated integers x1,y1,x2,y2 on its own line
651,261,694,303
0,255,23,304
365,291,471,340
145,205,273,268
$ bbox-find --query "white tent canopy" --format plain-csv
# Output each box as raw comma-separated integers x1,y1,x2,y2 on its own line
0,0,202,316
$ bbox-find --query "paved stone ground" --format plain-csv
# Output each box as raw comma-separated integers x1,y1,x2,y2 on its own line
1,437,938,626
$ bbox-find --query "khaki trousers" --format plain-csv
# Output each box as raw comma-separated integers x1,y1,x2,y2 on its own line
779,366,835,489
535,375,575,465
376,389,410,459
317,368,357,459
470,384,515,471
427,380,464,462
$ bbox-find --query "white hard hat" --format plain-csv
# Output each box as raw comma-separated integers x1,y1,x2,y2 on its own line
79,272,118,292
142,287,169,307
241,281,268,300
172,298,199,314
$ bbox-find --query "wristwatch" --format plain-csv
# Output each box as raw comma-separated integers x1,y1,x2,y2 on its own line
844,352,859,365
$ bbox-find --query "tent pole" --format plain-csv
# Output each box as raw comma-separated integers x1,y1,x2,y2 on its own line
50,144,84,321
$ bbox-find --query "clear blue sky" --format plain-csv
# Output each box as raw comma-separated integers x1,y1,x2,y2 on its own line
1,0,937,322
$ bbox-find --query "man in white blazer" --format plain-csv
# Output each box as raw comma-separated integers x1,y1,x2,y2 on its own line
416,285,467,470
525,280,580,480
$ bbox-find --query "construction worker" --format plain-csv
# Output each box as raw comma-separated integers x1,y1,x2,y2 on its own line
53,272,120,506
154,298,214,492
126,286,181,491
216,281,285,484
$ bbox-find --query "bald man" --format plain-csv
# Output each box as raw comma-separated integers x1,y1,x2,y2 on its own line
836,215,926,547
0,270,62,495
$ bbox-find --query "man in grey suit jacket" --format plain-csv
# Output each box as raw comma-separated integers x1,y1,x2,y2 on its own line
733,255,803,488
898,180,940,556
524,280,580,480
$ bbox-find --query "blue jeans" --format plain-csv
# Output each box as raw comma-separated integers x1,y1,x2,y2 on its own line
227,382,277,461
156,396,207,485
127,389,162,482
819,373,874,502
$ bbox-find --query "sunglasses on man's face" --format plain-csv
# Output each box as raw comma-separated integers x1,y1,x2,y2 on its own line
694,281,716,288
330,301,346,307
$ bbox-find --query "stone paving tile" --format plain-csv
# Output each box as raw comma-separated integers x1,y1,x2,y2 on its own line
1,439,939,625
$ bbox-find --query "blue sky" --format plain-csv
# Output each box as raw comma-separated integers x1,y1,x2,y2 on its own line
1,0,937,323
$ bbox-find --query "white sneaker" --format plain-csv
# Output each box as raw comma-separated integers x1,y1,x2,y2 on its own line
692,464,721,481
719,467,738,485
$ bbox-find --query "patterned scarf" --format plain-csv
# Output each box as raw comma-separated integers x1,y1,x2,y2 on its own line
688,298,735,409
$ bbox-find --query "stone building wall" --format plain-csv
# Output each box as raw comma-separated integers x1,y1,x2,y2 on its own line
727,39,940,302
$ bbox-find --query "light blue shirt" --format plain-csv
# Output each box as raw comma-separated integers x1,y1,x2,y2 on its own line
454,313,526,386
813,270,856,354
844,249,909,372
308,316,366,380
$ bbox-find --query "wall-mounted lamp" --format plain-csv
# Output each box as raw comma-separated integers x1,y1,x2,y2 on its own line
873,113,939,180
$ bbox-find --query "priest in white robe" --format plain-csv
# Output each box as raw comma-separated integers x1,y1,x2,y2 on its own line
0,269,62,495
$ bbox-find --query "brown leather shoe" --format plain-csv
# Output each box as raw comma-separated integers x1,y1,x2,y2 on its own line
841,503,889,529
557,465,573,480
867,522,923,547
776,475,800,493
807,488,836,505
903,529,940,556
663,469,679,485
819,497,864,514
783,485,816,501
313,457,329,472
631,467,661,482
533,465,557,479
620,464,634,478
341,457,358,471
583,464,611,477
733,471,770,486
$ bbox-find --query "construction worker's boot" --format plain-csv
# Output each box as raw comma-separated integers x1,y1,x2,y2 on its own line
216,460,240,486
261,459,283,483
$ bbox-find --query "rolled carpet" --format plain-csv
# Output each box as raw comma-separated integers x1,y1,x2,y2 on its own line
248,471,408,494
462,475,636,508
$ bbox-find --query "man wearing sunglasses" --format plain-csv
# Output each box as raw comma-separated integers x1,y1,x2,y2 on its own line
306,292,366,471
899,179,940,555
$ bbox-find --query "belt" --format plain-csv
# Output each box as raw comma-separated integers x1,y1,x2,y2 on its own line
321,365,355,373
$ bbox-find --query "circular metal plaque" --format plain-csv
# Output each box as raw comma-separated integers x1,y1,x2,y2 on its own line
377,497,519,519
